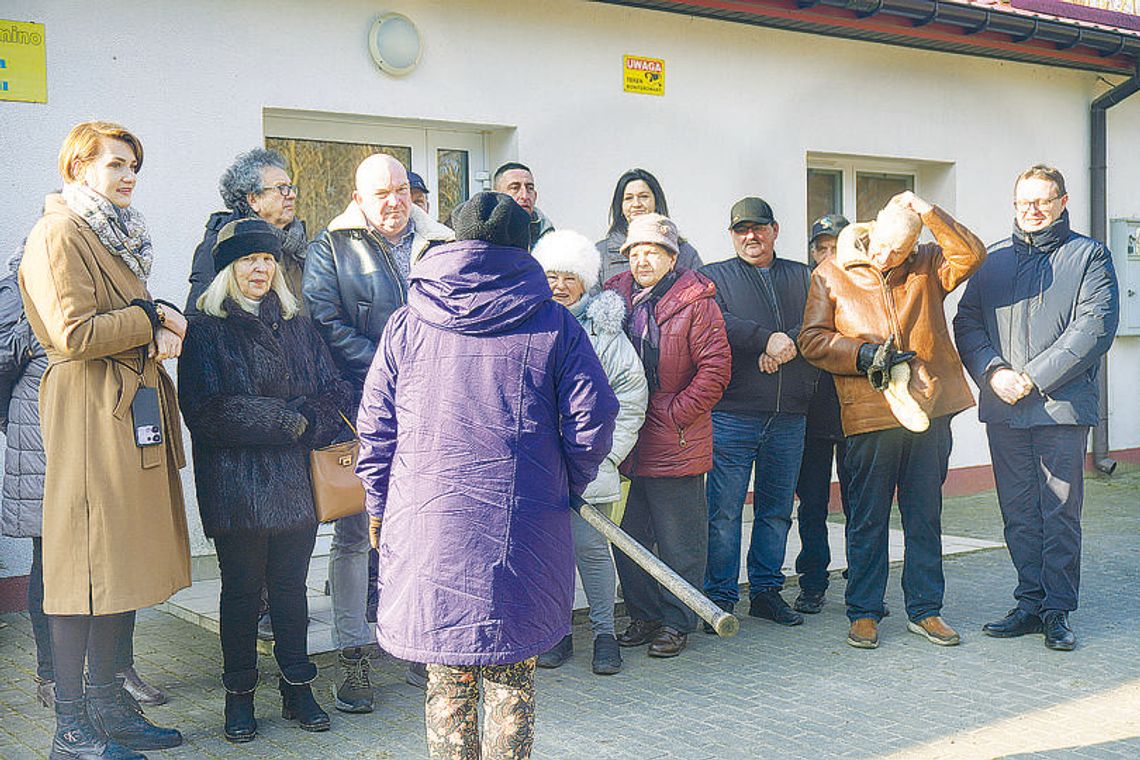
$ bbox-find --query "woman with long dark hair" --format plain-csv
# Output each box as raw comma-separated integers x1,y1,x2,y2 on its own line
596,168,703,287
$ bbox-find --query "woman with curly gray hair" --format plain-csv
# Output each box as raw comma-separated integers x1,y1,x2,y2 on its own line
185,148,308,315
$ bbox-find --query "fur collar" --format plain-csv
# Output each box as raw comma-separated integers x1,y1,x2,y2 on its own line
582,290,627,336
835,221,916,271
326,201,453,243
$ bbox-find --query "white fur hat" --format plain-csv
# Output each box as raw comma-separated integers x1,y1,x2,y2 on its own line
532,230,601,292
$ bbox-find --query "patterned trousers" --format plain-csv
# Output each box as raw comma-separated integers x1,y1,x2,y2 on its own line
425,658,537,760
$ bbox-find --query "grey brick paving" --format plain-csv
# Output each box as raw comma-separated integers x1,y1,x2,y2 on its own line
2,467,1138,759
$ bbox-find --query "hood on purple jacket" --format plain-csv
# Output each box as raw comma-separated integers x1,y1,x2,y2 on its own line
356,239,618,666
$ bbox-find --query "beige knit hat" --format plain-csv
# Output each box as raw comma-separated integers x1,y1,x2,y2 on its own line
620,213,680,258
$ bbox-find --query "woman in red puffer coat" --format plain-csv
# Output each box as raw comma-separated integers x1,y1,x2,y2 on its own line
604,212,730,659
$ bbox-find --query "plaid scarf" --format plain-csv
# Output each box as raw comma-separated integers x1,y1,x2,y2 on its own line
626,271,678,392
61,184,153,282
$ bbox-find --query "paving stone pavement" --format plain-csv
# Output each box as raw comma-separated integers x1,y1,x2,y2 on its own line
2,467,1138,759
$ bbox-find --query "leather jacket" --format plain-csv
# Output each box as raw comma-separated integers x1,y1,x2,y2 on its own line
799,207,986,436
303,203,453,388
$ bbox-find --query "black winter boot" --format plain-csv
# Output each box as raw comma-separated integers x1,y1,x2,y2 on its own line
50,696,143,760
279,677,330,732
223,689,257,743
87,681,182,751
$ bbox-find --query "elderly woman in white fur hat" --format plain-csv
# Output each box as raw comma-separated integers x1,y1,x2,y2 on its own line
532,230,649,676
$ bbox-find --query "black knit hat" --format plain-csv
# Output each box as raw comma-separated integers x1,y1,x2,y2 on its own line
212,218,282,273
451,192,530,250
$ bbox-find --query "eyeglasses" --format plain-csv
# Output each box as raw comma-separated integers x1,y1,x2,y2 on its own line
1014,196,1059,212
260,184,299,197
732,223,772,236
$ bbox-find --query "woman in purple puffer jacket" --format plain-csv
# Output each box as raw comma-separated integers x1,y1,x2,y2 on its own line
355,192,618,760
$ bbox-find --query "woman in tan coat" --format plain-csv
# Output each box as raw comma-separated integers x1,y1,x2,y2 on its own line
19,122,191,760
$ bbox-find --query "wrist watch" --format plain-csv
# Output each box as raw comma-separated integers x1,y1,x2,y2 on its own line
154,303,167,327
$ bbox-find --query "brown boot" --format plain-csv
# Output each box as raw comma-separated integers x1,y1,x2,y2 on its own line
907,615,961,646
847,618,879,649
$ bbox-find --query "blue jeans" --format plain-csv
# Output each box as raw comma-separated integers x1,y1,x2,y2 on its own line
704,411,807,604
794,436,850,595
329,511,374,650
844,416,952,623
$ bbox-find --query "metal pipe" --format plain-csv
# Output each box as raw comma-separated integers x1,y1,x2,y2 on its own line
1089,61,1140,475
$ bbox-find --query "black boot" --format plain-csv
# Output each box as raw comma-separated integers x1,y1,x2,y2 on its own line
279,677,330,732
223,689,257,743
87,681,182,751
50,696,143,760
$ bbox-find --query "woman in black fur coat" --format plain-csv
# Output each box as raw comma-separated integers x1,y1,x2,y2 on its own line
178,219,351,742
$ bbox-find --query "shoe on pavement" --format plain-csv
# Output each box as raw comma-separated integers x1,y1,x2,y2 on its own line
794,589,826,615
749,590,804,626
1042,610,1076,651
116,666,169,707
334,645,377,713
405,661,428,689
617,619,662,647
35,676,55,709
847,618,879,649
907,616,961,646
983,608,1043,638
702,600,736,634
647,626,687,658
592,634,622,675
537,635,574,669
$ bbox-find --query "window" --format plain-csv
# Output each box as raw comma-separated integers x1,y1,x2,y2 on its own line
805,154,948,238
807,169,842,228
856,172,914,221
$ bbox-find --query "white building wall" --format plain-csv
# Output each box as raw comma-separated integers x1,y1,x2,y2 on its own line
1,0,1137,569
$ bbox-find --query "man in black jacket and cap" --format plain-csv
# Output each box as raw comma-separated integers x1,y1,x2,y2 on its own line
699,198,819,628
954,164,1119,651
791,214,852,614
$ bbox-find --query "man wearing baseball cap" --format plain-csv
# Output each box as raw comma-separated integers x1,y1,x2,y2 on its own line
699,198,819,628
408,171,430,214
792,214,851,614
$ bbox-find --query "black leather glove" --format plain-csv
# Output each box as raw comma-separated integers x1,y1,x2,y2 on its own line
856,336,916,391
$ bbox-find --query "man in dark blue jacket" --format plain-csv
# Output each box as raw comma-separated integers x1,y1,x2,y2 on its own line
954,165,1119,651
792,214,851,615
700,198,819,627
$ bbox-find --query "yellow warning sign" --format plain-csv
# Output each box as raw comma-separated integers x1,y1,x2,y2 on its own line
0,20,47,103
623,55,664,97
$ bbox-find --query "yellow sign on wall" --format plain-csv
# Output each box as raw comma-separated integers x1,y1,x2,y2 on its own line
623,55,665,97
0,20,47,103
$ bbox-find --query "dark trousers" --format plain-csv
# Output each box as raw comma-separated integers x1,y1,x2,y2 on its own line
844,416,952,623
615,475,708,633
29,537,135,682
215,526,318,692
794,436,850,595
987,423,1088,614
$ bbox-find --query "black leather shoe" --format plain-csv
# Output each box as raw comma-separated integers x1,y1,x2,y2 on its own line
749,590,804,626
87,681,182,750
703,600,736,634
223,690,256,743
279,678,330,732
617,619,661,647
647,626,687,658
1043,610,1076,651
982,608,1043,638
592,634,622,675
536,635,573,669
794,590,826,614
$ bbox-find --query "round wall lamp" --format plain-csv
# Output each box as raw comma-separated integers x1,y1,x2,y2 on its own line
368,12,422,76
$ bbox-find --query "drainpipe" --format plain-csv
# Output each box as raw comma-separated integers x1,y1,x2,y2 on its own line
1089,60,1140,476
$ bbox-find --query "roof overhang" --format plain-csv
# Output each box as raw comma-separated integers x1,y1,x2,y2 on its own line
595,0,1140,75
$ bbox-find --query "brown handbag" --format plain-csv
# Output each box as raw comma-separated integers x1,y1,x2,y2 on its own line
309,411,366,523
